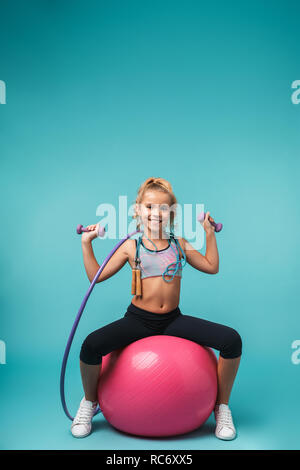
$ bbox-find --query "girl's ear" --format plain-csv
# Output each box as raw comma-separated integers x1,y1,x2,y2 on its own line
135,202,142,218
133,205,138,221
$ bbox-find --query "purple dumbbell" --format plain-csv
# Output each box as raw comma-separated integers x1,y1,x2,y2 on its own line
197,212,223,232
76,224,106,237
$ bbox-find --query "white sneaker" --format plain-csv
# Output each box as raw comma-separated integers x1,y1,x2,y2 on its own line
214,404,237,440
71,397,98,438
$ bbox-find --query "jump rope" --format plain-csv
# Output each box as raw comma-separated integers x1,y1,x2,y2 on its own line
60,212,223,421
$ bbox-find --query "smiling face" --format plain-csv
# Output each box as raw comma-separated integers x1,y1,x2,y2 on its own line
137,190,172,239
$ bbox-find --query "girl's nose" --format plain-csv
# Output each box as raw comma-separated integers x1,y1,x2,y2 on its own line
151,209,160,217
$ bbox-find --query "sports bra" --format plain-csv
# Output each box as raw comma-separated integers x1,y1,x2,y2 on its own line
134,233,186,282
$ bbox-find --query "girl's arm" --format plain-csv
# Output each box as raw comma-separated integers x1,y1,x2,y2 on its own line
81,238,129,283
179,232,219,274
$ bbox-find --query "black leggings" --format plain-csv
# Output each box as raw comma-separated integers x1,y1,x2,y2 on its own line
80,302,242,365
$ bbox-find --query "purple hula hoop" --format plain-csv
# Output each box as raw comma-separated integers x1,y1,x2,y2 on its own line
60,230,140,421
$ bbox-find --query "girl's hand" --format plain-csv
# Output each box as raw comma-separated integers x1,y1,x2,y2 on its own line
81,224,99,243
200,212,215,235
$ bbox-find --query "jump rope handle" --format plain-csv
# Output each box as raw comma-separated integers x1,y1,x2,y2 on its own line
197,212,223,232
76,224,106,237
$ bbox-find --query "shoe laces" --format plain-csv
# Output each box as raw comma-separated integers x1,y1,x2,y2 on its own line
73,401,96,425
215,406,234,429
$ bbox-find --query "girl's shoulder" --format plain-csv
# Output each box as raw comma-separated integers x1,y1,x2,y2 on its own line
122,238,137,257
173,236,186,252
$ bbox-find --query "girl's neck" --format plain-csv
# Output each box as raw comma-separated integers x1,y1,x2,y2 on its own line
143,228,169,242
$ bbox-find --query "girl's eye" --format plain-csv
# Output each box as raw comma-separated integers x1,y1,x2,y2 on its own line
145,204,169,210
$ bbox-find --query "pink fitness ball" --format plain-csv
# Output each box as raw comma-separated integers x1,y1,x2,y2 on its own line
98,335,218,437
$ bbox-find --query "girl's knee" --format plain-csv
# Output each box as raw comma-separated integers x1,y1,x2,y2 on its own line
220,328,242,359
80,333,102,365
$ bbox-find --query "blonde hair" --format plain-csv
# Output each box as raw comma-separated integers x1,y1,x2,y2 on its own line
132,177,177,232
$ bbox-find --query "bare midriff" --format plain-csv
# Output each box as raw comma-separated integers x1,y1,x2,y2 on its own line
131,275,181,314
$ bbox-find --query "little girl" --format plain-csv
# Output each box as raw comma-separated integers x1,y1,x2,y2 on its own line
71,177,242,441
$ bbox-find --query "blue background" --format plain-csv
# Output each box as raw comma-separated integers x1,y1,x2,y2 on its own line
1,0,299,450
